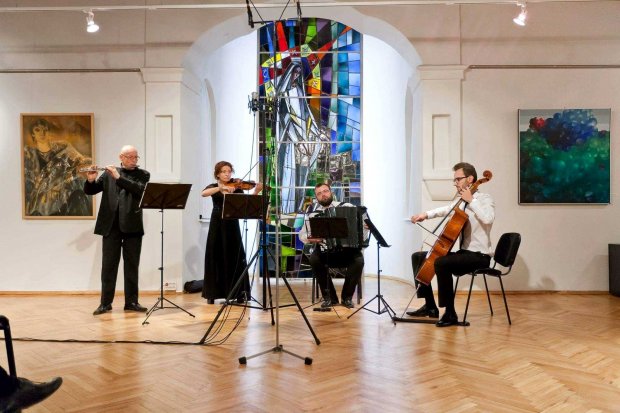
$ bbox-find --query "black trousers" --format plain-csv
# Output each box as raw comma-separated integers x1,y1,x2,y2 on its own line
411,250,490,312
100,219,143,306
411,251,436,307
308,247,364,303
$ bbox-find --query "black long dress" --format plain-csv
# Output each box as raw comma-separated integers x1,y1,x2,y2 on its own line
202,184,250,301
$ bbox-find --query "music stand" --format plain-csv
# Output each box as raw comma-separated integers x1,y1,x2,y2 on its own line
140,183,195,325
308,217,348,239
347,217,396,321
200,194,320,347
222,194,266,219
307,216,350,314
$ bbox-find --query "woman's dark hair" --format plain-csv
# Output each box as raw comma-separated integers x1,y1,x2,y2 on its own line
213,161,234,180
29,119,50,137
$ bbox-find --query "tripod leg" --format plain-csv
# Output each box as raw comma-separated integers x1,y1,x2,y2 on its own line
161,297,195,317
281,276,320,345
142,297,163,325
265,271,275,325
199,298,231,344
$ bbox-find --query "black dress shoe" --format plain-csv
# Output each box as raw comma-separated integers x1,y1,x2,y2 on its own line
93,304,112,315
0,376,62,412
342,298,355,309
124,302,147,312
406,304,439,318
321,298,335,309
206,298,215,304
436,312,459,327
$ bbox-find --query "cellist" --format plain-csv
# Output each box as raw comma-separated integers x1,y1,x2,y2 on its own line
409,162,495,327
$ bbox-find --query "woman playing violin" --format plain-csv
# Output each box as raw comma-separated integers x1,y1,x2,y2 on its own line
409,162,495,327
201,161,263,304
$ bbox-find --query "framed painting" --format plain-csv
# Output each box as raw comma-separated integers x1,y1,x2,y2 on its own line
21,113,96,219
518,109,610,204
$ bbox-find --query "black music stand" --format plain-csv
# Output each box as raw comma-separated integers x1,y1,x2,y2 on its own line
140,183,195,325
347,217,396,321
222,193,265,219
308,216,350,313
200,194,320,346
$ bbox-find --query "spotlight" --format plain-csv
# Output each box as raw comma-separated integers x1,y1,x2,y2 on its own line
85,10,100,33
513,2,527,26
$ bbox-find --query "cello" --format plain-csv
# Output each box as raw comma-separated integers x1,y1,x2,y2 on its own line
415,170,493,285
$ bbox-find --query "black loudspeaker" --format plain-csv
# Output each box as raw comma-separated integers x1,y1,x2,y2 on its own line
608,244,620,297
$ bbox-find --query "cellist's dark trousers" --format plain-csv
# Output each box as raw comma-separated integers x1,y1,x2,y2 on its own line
434,250,490,312
411,251,436,307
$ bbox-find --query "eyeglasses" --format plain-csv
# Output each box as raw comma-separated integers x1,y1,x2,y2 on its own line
453,176,468,183
122,155,140,160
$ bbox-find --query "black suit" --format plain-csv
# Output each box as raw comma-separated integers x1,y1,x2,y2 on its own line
84,167,150,306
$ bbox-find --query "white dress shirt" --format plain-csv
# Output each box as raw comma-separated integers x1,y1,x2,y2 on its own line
425,191,495,255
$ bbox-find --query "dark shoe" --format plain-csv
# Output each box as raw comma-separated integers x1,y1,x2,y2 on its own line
206,298,215,304
342,298,354,309
406,304,439,318
436,312,459,327
93,304,112,315
321,298,334,309
124,302,147,312
0,376,62,412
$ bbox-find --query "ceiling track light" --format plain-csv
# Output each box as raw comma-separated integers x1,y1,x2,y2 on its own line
85,10,99,33
513,1,527,26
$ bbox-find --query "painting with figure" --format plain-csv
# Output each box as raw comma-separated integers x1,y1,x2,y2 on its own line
518,109,610,204
21,113,95,219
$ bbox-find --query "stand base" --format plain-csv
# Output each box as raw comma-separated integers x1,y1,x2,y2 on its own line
142,296,195,325
391,317,470,326
347,294,396,322
239,344,312,365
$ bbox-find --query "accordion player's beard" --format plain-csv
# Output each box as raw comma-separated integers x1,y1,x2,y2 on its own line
318,194,333,207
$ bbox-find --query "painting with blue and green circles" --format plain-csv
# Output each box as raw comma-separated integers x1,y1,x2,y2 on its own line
519,109,610,204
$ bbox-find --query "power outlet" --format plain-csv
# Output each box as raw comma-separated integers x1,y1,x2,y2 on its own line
163,281,177,291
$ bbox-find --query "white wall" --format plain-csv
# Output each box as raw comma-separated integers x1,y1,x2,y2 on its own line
1,2,619,292
0,72,167,292
363,36,420,281
462,68,620,291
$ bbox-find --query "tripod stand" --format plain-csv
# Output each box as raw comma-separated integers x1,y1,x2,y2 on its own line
140,183,195,325
199,193,320,347
347,217,396,321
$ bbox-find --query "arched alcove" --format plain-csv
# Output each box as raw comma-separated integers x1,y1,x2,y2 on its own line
181,8,424,283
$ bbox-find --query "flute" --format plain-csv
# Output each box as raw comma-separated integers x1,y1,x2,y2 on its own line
79,165,140,172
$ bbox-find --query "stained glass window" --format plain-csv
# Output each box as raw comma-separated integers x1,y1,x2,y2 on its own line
257,18,362,217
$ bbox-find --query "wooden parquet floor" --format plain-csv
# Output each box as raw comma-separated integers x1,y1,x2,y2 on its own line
2,277,620,413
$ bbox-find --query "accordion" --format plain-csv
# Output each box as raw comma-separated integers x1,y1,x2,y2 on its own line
311,205,369,251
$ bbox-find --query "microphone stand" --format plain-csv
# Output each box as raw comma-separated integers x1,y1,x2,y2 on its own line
238,12,317,366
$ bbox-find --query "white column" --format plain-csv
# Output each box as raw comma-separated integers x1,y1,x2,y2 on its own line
140,68,190,292
418,65,468,201
140,68,186,183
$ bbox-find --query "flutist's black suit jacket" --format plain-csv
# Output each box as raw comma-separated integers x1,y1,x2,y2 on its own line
84,167,150,236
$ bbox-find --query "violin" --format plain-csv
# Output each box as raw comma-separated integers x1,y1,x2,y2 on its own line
224,178,257,191
415,170,493,285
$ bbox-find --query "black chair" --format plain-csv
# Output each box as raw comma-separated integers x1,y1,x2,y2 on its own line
454,232,521,325
0,315,17,377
